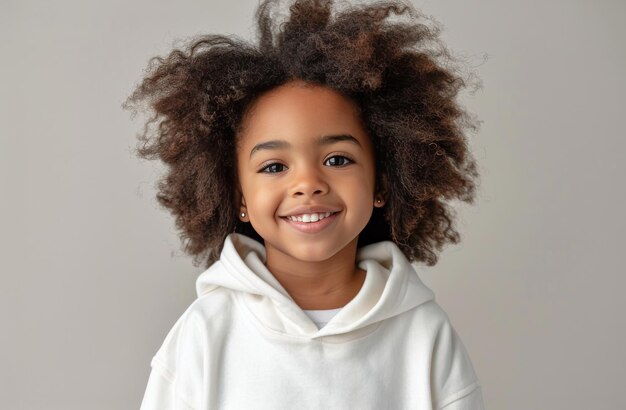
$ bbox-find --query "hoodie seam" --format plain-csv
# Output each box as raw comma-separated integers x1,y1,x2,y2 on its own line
437,381,482,409
151,355,175,383
196,285,221,299
150,356,197,409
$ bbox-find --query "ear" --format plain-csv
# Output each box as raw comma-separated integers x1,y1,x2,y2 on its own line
234,188,246,208
233,171,245,206
231,183,246,224
374,172,389,206
234,188,249,222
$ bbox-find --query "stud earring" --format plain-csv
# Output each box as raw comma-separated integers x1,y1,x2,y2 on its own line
241,212,246,218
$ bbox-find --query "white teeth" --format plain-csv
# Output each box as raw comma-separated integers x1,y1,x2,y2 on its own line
287,212,334,223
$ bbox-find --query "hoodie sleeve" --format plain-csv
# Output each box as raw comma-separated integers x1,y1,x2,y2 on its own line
139,306,206,410
139,357,195,410
431,315,485,410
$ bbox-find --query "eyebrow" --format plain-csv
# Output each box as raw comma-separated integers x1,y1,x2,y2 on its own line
249,134,361,159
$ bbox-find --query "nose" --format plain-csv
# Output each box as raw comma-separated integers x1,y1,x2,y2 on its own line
289,163,329,198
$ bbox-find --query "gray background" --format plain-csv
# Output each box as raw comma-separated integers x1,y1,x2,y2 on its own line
2,0,625,409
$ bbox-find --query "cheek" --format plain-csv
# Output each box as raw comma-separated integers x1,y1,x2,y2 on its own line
247,180,282,215
252,187,276,204
353,164,377,197
345,166,376,217
343,180,374,212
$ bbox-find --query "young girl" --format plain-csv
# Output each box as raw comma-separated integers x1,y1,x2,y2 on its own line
127,0,484,408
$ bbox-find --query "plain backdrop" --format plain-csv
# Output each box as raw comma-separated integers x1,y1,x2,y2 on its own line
2,0,625,409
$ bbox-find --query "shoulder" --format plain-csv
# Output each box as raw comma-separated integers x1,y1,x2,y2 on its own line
149,287,236,376
410,299,478,365
394,298,461,341
186,287,237,327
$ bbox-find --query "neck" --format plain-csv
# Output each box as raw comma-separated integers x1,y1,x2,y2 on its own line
264,237,366,310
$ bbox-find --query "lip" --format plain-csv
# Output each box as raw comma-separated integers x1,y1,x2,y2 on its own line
280,211,340,234
280,205,342,218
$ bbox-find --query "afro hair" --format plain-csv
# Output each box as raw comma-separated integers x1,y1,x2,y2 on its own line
125,0,481,268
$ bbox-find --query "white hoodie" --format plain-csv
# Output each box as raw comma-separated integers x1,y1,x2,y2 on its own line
139,233,484,409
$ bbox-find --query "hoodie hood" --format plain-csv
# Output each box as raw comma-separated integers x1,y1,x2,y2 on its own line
196,233,435,341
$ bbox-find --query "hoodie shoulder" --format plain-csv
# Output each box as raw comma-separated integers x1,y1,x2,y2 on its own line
151,287,235,374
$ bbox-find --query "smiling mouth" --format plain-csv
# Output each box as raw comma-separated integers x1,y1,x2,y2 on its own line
280,211,340,233
281,211,339,223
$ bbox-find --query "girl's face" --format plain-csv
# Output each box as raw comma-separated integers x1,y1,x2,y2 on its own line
235,80,381,264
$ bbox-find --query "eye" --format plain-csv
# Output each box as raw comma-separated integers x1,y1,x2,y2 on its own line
259,162,287,173
324,155,354,167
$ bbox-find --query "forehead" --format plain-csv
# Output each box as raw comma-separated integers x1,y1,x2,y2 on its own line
236,81,369,149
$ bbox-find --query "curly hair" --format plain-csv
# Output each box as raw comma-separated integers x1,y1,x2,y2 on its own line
124,0,481,269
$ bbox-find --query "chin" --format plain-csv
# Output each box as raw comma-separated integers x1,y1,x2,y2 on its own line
291,241,348,262
268,241,335,263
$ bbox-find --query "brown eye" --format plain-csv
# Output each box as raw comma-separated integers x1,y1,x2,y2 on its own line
260,162,286,173
324,155,354,167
